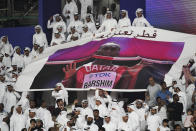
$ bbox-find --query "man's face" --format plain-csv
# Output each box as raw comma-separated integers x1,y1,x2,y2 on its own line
57,100,64,107
127,107,133,113
2,37,7,43
16,106,22,114
7,86,13,92
71,28,76,34
136,102,142,109
24,50,30,56
0,104,4,112
41,102,47,108
106,13,112,19
31,121,36,128
174,95,179,101
137,12,143,17
151,109,156,115
29,112,36,118
149,77,155,86
161,83,167,90
83,27,88,33
75,110,80,115
36,121,42,127
174,125,182,131
86,17,91,22
33,44,39,50
100,46,120,57
122,116,128,122
87,117,93,125
96,100,101,106
16,48,21,55
82,102,88,108
105,117,110,123
55,16,61,22
0,75,5,82
93,111,99,117
57,27,63,33
121,12,126,18
35,28,41,34
30,101,36,108
55,33,60,38
74,15,79,20
163,122,168,127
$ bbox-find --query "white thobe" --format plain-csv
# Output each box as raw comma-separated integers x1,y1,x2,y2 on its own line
62,1,78,26
157,106,167,120
85,22,96,33
118,121,132,131
159,126,170,131
97,18,117,33
56,112,68,128
23,54,32,66
68,20,83,33
36,107,54,130
79,0,93,19
75,115,85,130
47,21,67,35
93,104,108,118
0,121,9,131
67,32,80,42
52,88,68,105
0,82,6,103
2,56,11,68
1,43,13,56
31,49,39,59
50,37,65,46
81,31,93,39
3,91,20,113
132,17,152,27
33,33,48,48
102,122,117,131
118,17,131,33
10,113,26,131
94,90,112,106
82,123,99,131
80,107,93,117
12,53,24,68
128,111,140,131
147,114,162,131
186,84,195,109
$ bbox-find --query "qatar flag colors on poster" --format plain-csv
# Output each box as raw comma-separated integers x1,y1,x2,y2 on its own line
15,27,196,92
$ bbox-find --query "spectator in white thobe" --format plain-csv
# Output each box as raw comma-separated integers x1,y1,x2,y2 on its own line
102,115,117,131
23,47,32,66
84,14,96,33
93,99,108,118
94,89,112,107
52,83,68,106
186,82,195,109
2,51,12,69
47,14,67,35
127,105,140,131
62,0,78,26
10,105,26,131
56,110,68,128
3,83,20,113
68,13,83,34
0,36,13,56
25,109,38,129
50,32,65,46
0,75,6,103
17,92,30,112
80,100,93,118
132,8,152,27
118,113,132,131
147,106,162,131
97,7,107,25
82,115,99,131
12,46,24,71
79,0,93,20
67,26,80,42
33,25,48,49
118,10,132,34
81,25,93,39
97,11,117,36
31,43,39,59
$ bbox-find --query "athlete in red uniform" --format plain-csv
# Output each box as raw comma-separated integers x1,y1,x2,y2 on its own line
62,42,131,89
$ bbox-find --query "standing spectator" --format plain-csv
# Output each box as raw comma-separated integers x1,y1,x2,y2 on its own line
156,81,172,105
186,81,195,109
62,0,78,26
31,43,39,59
0,75,6,104
0,36,13,57
23,47,32,67
127,105,140,131
132,8,152,27
93,99,108,118
156,97,167,120
79,0,93,20
3,83,20,113
117,113,132,131
2,50,12,69
10,105,26,131
184,109,193,131
147,106,162,131
102,115,117,131
47,14,67,36
146,77,161,106
33,25,48,49
167,94,183,129
68,13,83,34
12,46,24,72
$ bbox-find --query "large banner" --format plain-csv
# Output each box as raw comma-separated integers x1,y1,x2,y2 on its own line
15,27,196,91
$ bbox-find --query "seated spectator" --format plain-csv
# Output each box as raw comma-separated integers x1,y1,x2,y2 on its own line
167,94,183,129
147,106,162,131
97,11,117,35
56,109,68,128
117,113,131,131
56,25,66,40
127,105,140,131
118,10,132,34
23,47,32,67
82,114,99,131
50,32,65,46
0,76,6,104
81,24,93,39
47,14,67,36
145,77,161,106
158,119,170,131
2,51,12,69
102,115,117,131
156,81,172,104
33,25,48,49
0,36,13,57
12,46,24,72
84,14,96,33
67,26,80,42
31,43,39,59
68,13,83,34
132,8,152,27
62,0,78,26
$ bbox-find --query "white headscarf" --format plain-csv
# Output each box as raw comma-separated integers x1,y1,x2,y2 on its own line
121,10,129,19
135,8,144,18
